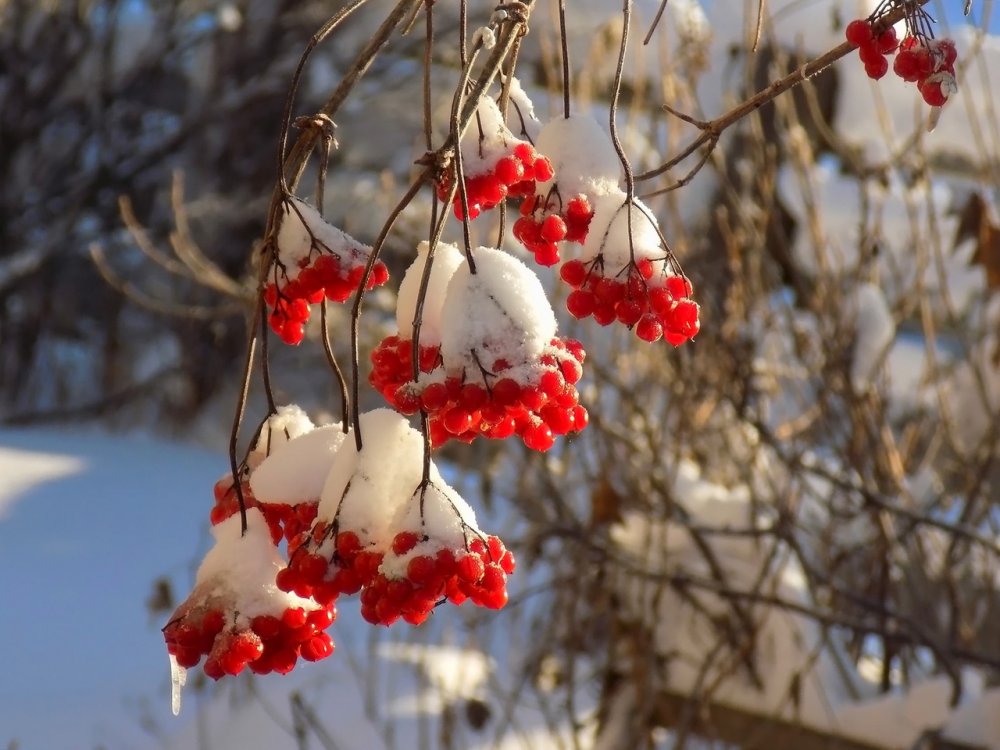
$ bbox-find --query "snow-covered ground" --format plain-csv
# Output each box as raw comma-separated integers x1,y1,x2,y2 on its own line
0,429,222,749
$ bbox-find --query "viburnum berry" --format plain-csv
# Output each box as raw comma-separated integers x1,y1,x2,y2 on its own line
845,19,874,47
265,199,389,345
164,510,336,681
436,97,555,221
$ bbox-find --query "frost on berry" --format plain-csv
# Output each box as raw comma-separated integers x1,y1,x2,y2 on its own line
563,191,700,346
264,198,389,345
163,510,334,687
363,476,515,625
436,95,554,221
278,410,426,604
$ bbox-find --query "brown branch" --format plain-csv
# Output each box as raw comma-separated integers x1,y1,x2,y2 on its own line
635,0,930,192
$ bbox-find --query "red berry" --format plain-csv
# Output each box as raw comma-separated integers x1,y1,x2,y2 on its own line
865,56,889,80
540,214,567,242
845,19,873,47
392,531,420,555
533,157,555,182
920,80,948,107
566,289,595,319
560,259,588,288
534,243,560,267
875,27,898,54
636,315,663,342
522,420,555,452
494,156,524,185
858,43,885,68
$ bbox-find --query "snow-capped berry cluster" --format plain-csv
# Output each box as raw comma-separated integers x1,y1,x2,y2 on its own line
264,198,389,344
372,245,588,449
436,97,554,220
560,192,700,345
846,18,958,107
163,510,336,681
362,477,513,625
274,410,515,620
511,114,620,267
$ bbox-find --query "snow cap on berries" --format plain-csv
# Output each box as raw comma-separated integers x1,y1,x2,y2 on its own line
318,409,425,545
582,191,665,268
440,247,557,374
396,241,465,345
534,114,622,199
252,404,316,460
275,198,373,282
460,96,519,175
249,423,348,505
194,509,318,621
379,472,480,579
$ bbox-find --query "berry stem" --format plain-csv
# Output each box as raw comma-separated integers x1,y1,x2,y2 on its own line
319,300,351,433
349,175,426,451
558,0,571,119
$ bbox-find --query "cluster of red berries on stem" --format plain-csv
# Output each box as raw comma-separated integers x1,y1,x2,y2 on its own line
846,18,957,107
362,531,515,626
437,142,554,221
513,193,594,266
164,601,336,678
279,528,384,606
561,257,700,345
371,335,588,451
264,255,389,345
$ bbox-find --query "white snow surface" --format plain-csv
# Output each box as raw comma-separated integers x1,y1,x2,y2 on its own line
0,445,84,519
251,404,316,462
534,114,623,201
317,409,425,546
249,422,348,504
582,191,670,271
440,247,558,375
850,282,895,392
275,197,372,280
460,95,524,176
395,240,465,344
504,75,543,142
380,475,481,579
193,509,317,622
943,689,1000,749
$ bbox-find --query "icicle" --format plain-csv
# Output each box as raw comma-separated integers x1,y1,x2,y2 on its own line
169,653,187,716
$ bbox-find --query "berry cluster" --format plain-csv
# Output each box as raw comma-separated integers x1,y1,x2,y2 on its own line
362,531,515,626
265,256,390,345
163,510,337,680
561,258,700,345
264,198,391,345
368,336,442,407
437,141,554,221
513,194,594,266
164,600,336,678
278,528,384,606
375,335,588,451
846,18,957,107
